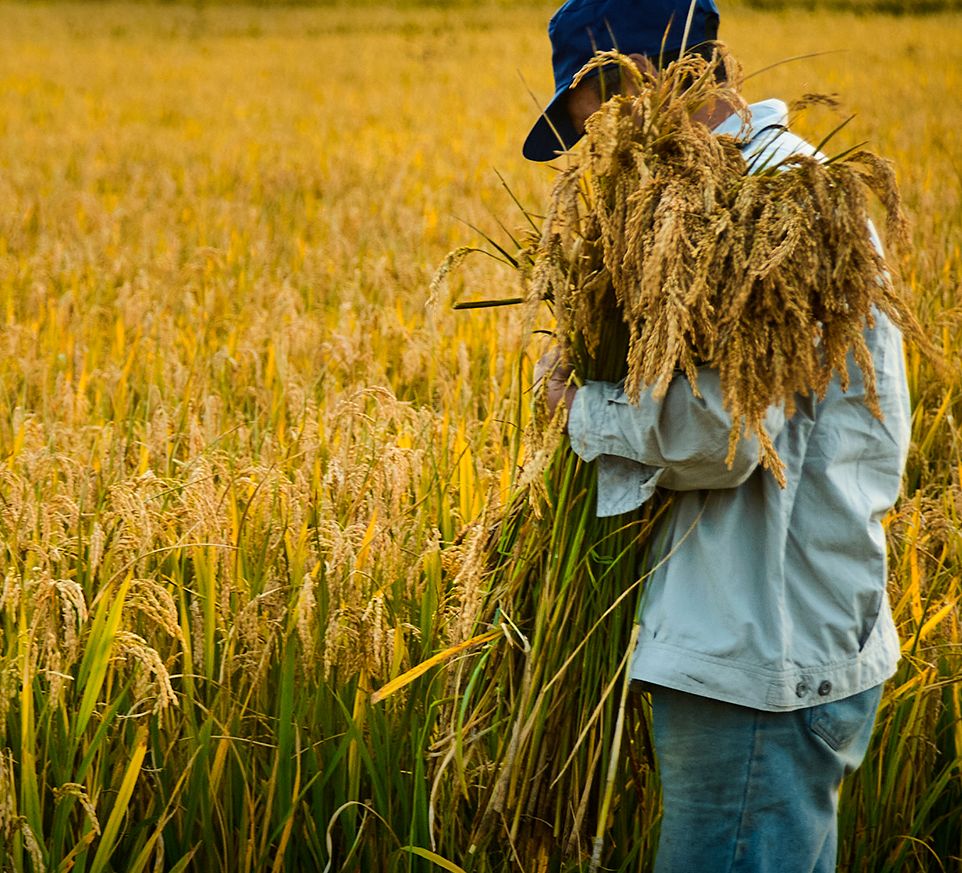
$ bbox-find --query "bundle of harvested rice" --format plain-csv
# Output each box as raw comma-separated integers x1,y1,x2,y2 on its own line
421,46,926,870
532,48,925,483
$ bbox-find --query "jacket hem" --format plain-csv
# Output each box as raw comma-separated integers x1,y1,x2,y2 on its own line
629,606,901,712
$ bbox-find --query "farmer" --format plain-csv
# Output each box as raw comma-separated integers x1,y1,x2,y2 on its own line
529,1,911,871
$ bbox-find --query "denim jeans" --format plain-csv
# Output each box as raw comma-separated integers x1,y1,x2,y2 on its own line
649,683,884,873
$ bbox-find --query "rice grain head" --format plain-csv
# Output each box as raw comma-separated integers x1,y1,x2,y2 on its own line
524,48,928,484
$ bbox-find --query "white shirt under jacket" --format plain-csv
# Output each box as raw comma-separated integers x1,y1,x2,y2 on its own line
566,100,910,711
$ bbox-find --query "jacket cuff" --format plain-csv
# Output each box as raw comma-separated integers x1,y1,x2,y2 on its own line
568,382,616,462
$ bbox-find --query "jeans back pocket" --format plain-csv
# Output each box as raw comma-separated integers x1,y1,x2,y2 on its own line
809,684,884,752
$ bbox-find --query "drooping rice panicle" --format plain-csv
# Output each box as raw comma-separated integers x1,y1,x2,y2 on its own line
530,48,928,484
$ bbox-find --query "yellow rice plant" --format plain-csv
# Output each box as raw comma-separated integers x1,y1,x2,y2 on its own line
0,4,958,872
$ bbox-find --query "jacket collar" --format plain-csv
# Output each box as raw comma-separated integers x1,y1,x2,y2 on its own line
712,98,789,140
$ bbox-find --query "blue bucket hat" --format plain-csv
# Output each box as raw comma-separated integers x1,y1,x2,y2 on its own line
523,0,721,162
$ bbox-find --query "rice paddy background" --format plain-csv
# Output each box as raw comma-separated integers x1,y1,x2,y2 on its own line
0,1,959,871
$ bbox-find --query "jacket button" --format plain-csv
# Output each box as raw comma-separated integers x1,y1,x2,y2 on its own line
818,681,832,696
795,682,809,698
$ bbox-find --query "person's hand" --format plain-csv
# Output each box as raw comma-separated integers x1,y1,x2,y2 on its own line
535,349,578,423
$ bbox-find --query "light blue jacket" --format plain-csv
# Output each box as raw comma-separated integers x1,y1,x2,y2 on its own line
567,100,910,711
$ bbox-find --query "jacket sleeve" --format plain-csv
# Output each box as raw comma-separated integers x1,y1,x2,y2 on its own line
567,368,786,491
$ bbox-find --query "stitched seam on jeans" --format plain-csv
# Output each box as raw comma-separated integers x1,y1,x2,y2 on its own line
811,715,843,752
729,710,760,872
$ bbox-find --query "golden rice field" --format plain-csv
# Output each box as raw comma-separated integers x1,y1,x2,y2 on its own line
0,2,960,871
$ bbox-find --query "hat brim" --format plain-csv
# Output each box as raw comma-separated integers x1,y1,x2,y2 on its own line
522,86,583,162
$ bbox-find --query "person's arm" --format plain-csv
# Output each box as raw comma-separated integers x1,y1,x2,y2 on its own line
565,368,786,491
